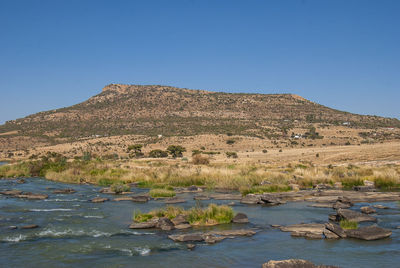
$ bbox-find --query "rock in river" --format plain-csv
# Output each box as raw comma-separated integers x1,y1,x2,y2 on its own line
129,219,158,229
53,188,76,194
91,197,109,203
324,223,347,238
232,213,249,223
360,206,376,214
337,209,377,222
156,217,175,231
164,197,186,204
262,259,339,268
345,226,392,241
131,195,150,203
21,224,39,229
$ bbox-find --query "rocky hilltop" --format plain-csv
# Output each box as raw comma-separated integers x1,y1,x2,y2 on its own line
0,84,399,149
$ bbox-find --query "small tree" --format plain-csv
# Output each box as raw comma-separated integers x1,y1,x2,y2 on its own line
226,139,235,145
128,144,144,158
149,149,168,158
226,151,238,158
167,145,186,158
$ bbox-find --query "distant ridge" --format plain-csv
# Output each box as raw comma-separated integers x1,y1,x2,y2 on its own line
0,84,399,144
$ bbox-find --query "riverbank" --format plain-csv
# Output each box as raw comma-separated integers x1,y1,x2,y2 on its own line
1,157,399,194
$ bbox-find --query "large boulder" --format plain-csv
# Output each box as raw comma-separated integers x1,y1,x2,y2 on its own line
262,259,339,268
345,226,392,240
261,194,286,206
232,213,249,223
337,209,377,222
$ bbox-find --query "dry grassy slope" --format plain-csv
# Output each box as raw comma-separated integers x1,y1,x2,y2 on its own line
0,84,399,142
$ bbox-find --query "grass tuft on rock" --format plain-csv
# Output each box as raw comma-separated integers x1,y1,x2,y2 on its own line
132,204,234,226
149,188,176,198
339,219,358,230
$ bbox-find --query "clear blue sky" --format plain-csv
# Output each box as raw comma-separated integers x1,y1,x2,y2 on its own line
0,0,399,124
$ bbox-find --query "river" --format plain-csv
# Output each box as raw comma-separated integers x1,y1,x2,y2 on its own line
0,177,399,267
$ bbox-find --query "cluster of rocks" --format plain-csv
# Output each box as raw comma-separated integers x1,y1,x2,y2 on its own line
262,259,339,268
280,196,392,241
239,187,400,207
0,190,48,200
129,213,249,231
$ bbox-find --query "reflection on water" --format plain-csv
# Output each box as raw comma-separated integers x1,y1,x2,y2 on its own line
0,177,399,267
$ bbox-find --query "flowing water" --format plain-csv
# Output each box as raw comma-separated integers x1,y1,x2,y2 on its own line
0,176,399,268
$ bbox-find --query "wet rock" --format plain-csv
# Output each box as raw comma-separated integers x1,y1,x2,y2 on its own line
240,194,262,204
9,226,17,230
16,193,48,200
156,217,175,231
53,188,76,194
208,229,256,237
232,213,249,223
227,202,235,206
328,214,338,222
164,197,186,204
291,231,322,239
193,194,210,200
99,188,114,194
171,214,188,226
0,190,22,196
131,195,150,203
373,204,389,209
17,179,26,184
333,201,352,210
309,203,333,208
280,223,325,235
186,244,196,250
204,235,225,244
337,209,377,222
262,259,339,268
21,224,39,229
270,224,281,228
360,206,376,214
91,197,109,203
324,223,346,238
345,226,392,241
323,229,340,239
261,194,286,206
175,224,192,230
168,234,204,242
129,219,158,229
